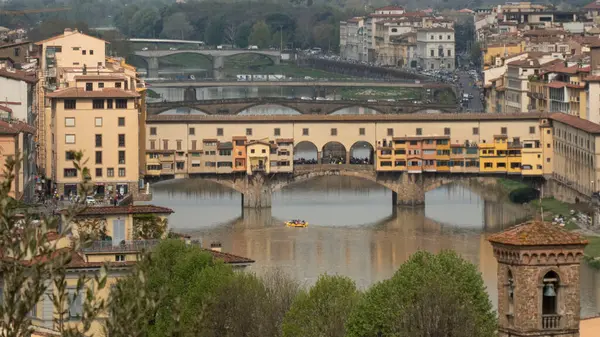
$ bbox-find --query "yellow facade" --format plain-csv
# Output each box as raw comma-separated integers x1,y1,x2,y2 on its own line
483,42,525,68
246,141,271,175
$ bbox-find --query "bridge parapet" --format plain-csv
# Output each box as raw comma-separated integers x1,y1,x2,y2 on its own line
293,164,374,174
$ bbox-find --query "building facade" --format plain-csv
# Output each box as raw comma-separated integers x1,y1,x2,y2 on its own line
47,79,141,197
35,29,145,196
416,28,456,70
0,120,37,201
0,66,37,123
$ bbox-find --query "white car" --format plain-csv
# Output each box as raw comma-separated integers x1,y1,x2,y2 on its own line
217,45,223,50
85,196,96,205
142,47,148,51
169,47,178,51
247,45,259,50
315,97,326,101
367,99,377,103
300,96,313,100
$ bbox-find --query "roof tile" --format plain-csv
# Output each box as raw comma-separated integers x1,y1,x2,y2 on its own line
550,112,600,134
47,87,139,99
488,220,588,246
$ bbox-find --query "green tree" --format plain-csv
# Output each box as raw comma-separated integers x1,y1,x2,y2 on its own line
249,20,272,48
282,274,359,337
106,239,234,337
234,22,252,48
129,7,161,38
161,12,194,40
113,4,140,36
312,23,336,51
132,214,168,239
0,152,109,337
346,251,496,337
205,16,226,46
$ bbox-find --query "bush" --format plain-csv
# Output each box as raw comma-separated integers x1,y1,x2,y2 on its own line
509,187,540,204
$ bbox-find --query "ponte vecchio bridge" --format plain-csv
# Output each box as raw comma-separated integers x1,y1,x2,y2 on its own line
144,113,554,208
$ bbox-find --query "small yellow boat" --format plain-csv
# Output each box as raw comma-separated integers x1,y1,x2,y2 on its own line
286,220,308,228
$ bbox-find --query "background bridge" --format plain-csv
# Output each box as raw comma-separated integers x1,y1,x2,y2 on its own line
146,97,458,115
133,49,282,79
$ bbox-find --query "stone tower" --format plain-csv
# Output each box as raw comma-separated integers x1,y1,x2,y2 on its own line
488,221,588,337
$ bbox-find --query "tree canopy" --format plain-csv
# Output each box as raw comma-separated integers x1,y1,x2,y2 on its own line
345,250,496,337
282,274,359,337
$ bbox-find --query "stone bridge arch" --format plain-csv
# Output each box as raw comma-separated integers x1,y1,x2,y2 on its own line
328,104,386,115
232,102,304,115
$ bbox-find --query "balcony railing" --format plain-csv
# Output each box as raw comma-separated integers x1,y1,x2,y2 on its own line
82,240,161,253
542,315,561,329
251,165,265,171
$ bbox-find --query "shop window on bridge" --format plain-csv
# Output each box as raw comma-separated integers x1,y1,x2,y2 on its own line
394,160,406,166
395,149,406,155
380,161,392,167
219,150,231,156
497,162,507,168
484,162,493,168
217,162,232,168
437,139,449,145
205,162,216,167
452,148,463,155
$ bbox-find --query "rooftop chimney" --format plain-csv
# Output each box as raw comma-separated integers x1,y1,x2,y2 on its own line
210,242,222,252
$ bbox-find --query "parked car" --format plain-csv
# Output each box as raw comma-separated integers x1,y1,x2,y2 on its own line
247,45,259,50
142,47,148,51
217,45,223,50
169,47,178,51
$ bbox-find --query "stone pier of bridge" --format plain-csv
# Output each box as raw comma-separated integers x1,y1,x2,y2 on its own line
200,165,441,209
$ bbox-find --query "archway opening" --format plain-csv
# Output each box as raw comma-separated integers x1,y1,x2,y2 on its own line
330,106,380,115
239,104,302,115
349,141,374,164
542,271,559,315
322,141,347,164
224,53,276,74
158,108,208,115
294,141,318,165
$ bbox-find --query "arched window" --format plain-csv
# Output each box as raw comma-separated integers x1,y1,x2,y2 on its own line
542,271,559,315
507,270,514,314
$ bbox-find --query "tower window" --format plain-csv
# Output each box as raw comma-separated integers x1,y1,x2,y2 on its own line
507,270,514,315
542,271,558,315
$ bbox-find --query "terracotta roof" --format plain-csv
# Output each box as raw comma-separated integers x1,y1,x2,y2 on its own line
202,248,255,264
46,87,139,98
488,221,588,246
508,59,541,68
147,112,546,123
0,68,37,84
73,75,127,81
60,205,174,216
203,138,218,142
0,105,12,114
418,27,454,33
35,29,108,45
276,138,294,143
585,75,600,82
584,1,600,10
0,120,36,134
523,29,565,37
232,136,247,140
247,139,271,146
550,112,600,134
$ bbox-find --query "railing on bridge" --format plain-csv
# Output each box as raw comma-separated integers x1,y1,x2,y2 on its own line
82,239,201,253
293,164,375,173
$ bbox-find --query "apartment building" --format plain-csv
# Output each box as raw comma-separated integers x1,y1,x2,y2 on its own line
35,29,145,195
47,77,141,197
0,120,37,201
0,66,37,123
416,28,455,70
339,17,366,62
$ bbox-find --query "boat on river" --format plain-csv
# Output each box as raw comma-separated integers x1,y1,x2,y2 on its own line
285,220,308,228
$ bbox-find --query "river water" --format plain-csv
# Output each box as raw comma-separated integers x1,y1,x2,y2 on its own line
146,176,600,318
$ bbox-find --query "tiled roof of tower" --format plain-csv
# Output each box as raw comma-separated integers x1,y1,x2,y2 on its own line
488,221,588,246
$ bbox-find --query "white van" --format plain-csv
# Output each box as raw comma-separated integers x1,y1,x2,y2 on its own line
248,45,259,50
217,45,223,50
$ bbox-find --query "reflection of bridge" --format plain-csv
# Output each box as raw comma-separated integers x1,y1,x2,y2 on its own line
151,164,532,209
147,98,457,115
133,49,282,79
